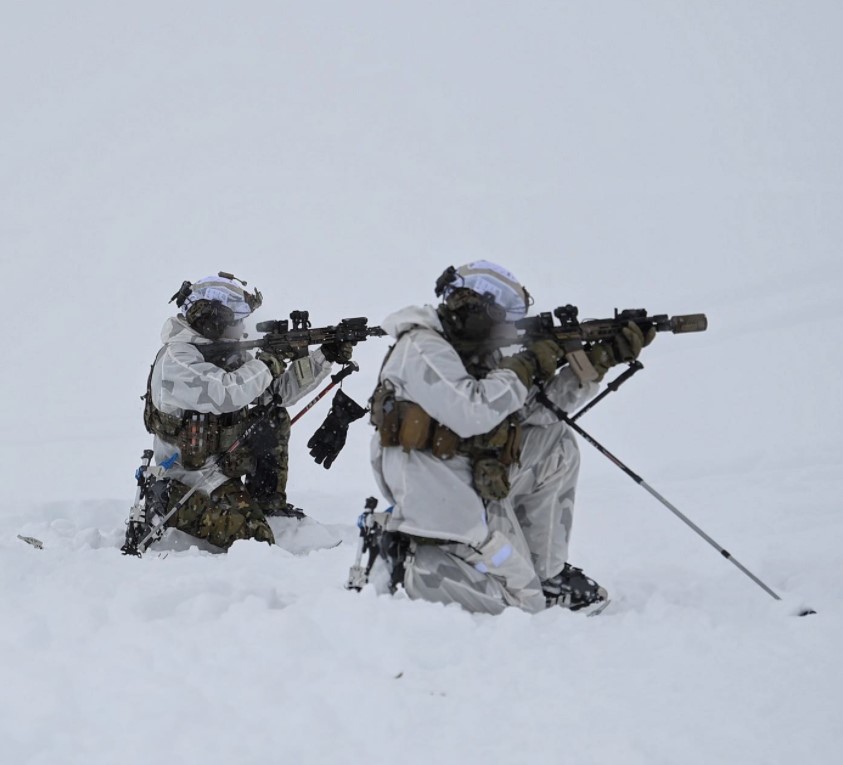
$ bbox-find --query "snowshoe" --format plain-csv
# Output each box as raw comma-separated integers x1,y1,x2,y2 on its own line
261,499,307,520
542,563,608,612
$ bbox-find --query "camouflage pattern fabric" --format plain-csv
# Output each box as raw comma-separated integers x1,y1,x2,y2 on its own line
506,420,581,581
371,304,597,549
401,421,582,613
244,406,291,512
371,304,599,614
404,544,512,614
149,314,332,496
404,535,546,615
166,479,275,549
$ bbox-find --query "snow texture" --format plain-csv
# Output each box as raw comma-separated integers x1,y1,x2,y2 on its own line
2,2,842,764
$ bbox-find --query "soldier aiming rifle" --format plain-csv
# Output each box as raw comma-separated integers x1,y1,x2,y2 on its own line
123,273,377,556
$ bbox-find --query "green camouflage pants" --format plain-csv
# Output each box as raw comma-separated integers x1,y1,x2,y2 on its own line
166,479,275,549
243,407,291,512
219,406,291,514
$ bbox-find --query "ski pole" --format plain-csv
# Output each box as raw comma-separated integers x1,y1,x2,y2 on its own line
536,388,785,604
570,361,643,422
126,477,201,556
290,361,359,425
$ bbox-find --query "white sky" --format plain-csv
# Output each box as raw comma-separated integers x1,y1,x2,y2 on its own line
1,1,841,504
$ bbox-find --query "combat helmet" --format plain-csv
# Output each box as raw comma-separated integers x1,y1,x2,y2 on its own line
435,260,531,346
170,271,263,340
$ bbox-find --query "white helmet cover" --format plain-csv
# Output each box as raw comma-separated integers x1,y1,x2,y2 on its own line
445,260,530,321
180,274,258,321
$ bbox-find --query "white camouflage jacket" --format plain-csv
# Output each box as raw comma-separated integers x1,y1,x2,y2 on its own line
370,305,598,546
150,315,331,493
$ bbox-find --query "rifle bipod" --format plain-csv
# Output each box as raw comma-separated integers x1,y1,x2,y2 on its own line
346,497,390,591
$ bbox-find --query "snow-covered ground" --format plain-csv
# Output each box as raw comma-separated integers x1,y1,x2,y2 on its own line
2,3,842,764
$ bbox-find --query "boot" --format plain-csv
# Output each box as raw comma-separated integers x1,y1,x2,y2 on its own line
258,494,306,520
542,563,608,611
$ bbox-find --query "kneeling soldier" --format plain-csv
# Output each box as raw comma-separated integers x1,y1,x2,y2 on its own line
144,272,351,549
370,261,652,613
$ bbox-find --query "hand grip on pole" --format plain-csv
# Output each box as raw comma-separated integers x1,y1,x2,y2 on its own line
331,361,359,385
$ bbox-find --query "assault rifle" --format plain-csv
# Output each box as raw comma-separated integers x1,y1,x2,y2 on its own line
207,311,387,360
516,306,708,383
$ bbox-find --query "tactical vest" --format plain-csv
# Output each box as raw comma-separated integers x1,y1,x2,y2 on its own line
370,379,522,502
142,346,250,470
369,329,523,501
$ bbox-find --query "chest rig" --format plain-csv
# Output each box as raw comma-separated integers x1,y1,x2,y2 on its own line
142,345,253,470
369,334,522,501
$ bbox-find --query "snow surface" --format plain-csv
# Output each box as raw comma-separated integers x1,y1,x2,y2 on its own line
2,2,842,764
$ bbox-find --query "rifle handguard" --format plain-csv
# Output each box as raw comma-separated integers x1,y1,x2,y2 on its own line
207,314,387,360
514,307,708,385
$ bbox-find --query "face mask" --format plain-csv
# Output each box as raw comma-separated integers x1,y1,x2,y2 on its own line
185,300,236,340
442,288,506,341
222,320,246,340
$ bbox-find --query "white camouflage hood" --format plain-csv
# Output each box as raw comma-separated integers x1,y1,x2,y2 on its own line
160,315,212,346
150,315,331,495
381,304,444,339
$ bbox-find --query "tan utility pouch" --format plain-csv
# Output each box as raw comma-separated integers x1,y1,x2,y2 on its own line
499,420,523,467
398,402,433,452
371,383,401,447
472,457,512,501
431,423,460,460
467,418,523,466
474,420,511,450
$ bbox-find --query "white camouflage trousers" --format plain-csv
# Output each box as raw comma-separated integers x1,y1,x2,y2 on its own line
402,420,582,614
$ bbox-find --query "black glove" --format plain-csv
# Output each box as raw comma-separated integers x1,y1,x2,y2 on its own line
307,389,367,469
320,341,354,364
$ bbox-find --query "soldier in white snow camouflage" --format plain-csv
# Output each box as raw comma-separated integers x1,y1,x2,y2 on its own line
369,261,653,613
144,272,350,549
